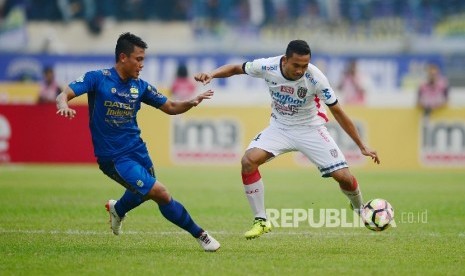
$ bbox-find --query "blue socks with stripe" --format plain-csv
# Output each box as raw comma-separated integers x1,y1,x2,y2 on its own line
114,190,203,238
114,190,145,218
159,198,203,238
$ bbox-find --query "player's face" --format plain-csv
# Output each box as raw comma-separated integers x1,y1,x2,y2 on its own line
120,46,145,79
282,53,310,80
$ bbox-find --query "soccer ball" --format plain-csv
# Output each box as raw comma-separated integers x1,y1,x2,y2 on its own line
361,198,394,231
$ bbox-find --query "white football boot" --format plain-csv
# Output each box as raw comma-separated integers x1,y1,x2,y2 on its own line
197,231,221,252
105,199,125,235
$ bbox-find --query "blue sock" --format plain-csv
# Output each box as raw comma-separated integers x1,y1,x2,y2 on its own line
159,198,203,238
114,190,145,217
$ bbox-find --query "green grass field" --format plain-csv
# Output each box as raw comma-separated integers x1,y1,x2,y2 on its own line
1,165,464,275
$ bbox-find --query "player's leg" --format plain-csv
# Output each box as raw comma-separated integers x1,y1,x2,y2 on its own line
145,181,220,251
99,158,147,235
146,181,202,237
101,153,220,251
241,147,274,220
140,146,219,250
330,168,364,212
296,125,364,212
242,126,293,239
241,148,273,239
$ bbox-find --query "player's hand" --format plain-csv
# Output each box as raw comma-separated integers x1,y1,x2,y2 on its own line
361,146,380,164
190,90,214,106
56,107,77,119
194,73,213,85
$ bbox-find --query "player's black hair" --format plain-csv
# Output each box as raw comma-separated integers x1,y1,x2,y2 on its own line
42,65,54,74
115,32,147,62
285,40,311,58
176,63,189,78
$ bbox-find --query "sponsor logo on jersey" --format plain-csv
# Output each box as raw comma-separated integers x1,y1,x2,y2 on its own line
151,89,164,98
104,100,135,117
274,103,299,116
261,65,278,71
271,91,307,105
330,149,338,158
280,86,294,94
297,87,307,99
117,92,130,98
322,88,332,100
104,101,134,110
305,73,318,85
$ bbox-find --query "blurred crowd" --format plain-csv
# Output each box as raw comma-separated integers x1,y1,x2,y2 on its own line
1,0,465,35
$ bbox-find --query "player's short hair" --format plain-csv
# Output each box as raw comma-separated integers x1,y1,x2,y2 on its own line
115,32,148,62
285,40,311,58
176,63,189,78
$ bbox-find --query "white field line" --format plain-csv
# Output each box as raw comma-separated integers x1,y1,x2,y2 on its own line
0,228,463,238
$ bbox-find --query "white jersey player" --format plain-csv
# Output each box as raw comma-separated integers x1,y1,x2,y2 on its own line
195,40,380,240
244,55,337,127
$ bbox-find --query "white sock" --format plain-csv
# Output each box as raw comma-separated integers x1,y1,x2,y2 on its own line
242,169,266,219
341,187,364,211
244,180,266,219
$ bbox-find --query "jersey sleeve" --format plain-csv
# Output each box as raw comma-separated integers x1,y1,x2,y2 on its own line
315,72,338,106
243,57,269,78
141,82,168,108
68,70,100,96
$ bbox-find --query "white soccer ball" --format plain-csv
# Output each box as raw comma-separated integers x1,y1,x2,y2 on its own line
361,198,394,231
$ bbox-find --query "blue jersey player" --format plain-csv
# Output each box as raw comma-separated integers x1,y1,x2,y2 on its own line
56,32,220,251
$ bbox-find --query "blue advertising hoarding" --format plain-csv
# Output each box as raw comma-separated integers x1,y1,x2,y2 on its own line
0,53,443,95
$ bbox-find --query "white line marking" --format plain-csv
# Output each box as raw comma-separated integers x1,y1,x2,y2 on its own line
0,228,463,238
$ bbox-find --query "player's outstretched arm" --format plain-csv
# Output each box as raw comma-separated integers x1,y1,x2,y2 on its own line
159,90,214,115
56,86,77,119
329,102,380,164
194,64,244,85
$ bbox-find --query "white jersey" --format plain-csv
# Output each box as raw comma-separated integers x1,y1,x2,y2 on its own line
244,55,338,127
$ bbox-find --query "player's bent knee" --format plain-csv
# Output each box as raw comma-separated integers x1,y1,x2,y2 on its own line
331,169,354,189
147,182,171,205
241,155,258,173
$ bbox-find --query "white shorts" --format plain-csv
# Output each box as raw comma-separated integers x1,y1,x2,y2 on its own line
246,124,348,177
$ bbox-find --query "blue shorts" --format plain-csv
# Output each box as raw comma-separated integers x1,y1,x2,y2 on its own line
97,144,156,197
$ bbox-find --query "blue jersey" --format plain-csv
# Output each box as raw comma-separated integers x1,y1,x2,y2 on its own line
69,67,167,159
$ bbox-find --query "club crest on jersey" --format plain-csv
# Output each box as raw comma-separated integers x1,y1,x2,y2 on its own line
102,69,111,76
330,149,338,158
130,87,139,98
297,87,307,99
111,88,116,94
